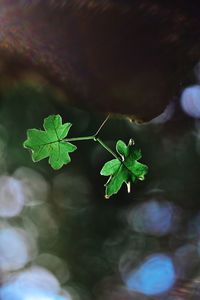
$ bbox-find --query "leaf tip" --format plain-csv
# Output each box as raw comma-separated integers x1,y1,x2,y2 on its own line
128,138,135,146
126,181,131,193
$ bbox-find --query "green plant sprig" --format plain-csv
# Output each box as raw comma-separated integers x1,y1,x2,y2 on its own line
23,114,148,198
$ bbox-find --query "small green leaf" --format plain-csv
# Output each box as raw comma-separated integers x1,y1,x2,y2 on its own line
127,161,148,179
105,165,129,198
132,148,142,160
23,114,77,170
116,140,128,158
101,139,148,198
100,159,121,176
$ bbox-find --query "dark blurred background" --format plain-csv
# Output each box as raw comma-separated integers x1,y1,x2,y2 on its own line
0,79,200,300
1,1,200,300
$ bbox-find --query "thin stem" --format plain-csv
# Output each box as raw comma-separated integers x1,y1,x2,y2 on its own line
64,135,94,142
94,114,110,137
65,135,120,160
63,114,120,160
63,114,110,142
95,137,121,160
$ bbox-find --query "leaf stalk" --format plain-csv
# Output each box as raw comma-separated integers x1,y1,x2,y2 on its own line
64,136,94,142
94,137,120,160
63,114,121,160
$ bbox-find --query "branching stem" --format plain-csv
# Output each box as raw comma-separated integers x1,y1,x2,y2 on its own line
64,114,121,160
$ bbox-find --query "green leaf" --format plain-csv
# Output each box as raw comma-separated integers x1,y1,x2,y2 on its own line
116,140,128,158
105,165,129,198
23,114,77,170
101,139,148,198
100,159,121,176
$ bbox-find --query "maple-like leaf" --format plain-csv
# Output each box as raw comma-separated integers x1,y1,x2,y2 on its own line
100,139,148,198
23,114,77,170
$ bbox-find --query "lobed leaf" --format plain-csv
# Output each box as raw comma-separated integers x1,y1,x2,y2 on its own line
23,114,77,170
100,139,148,198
